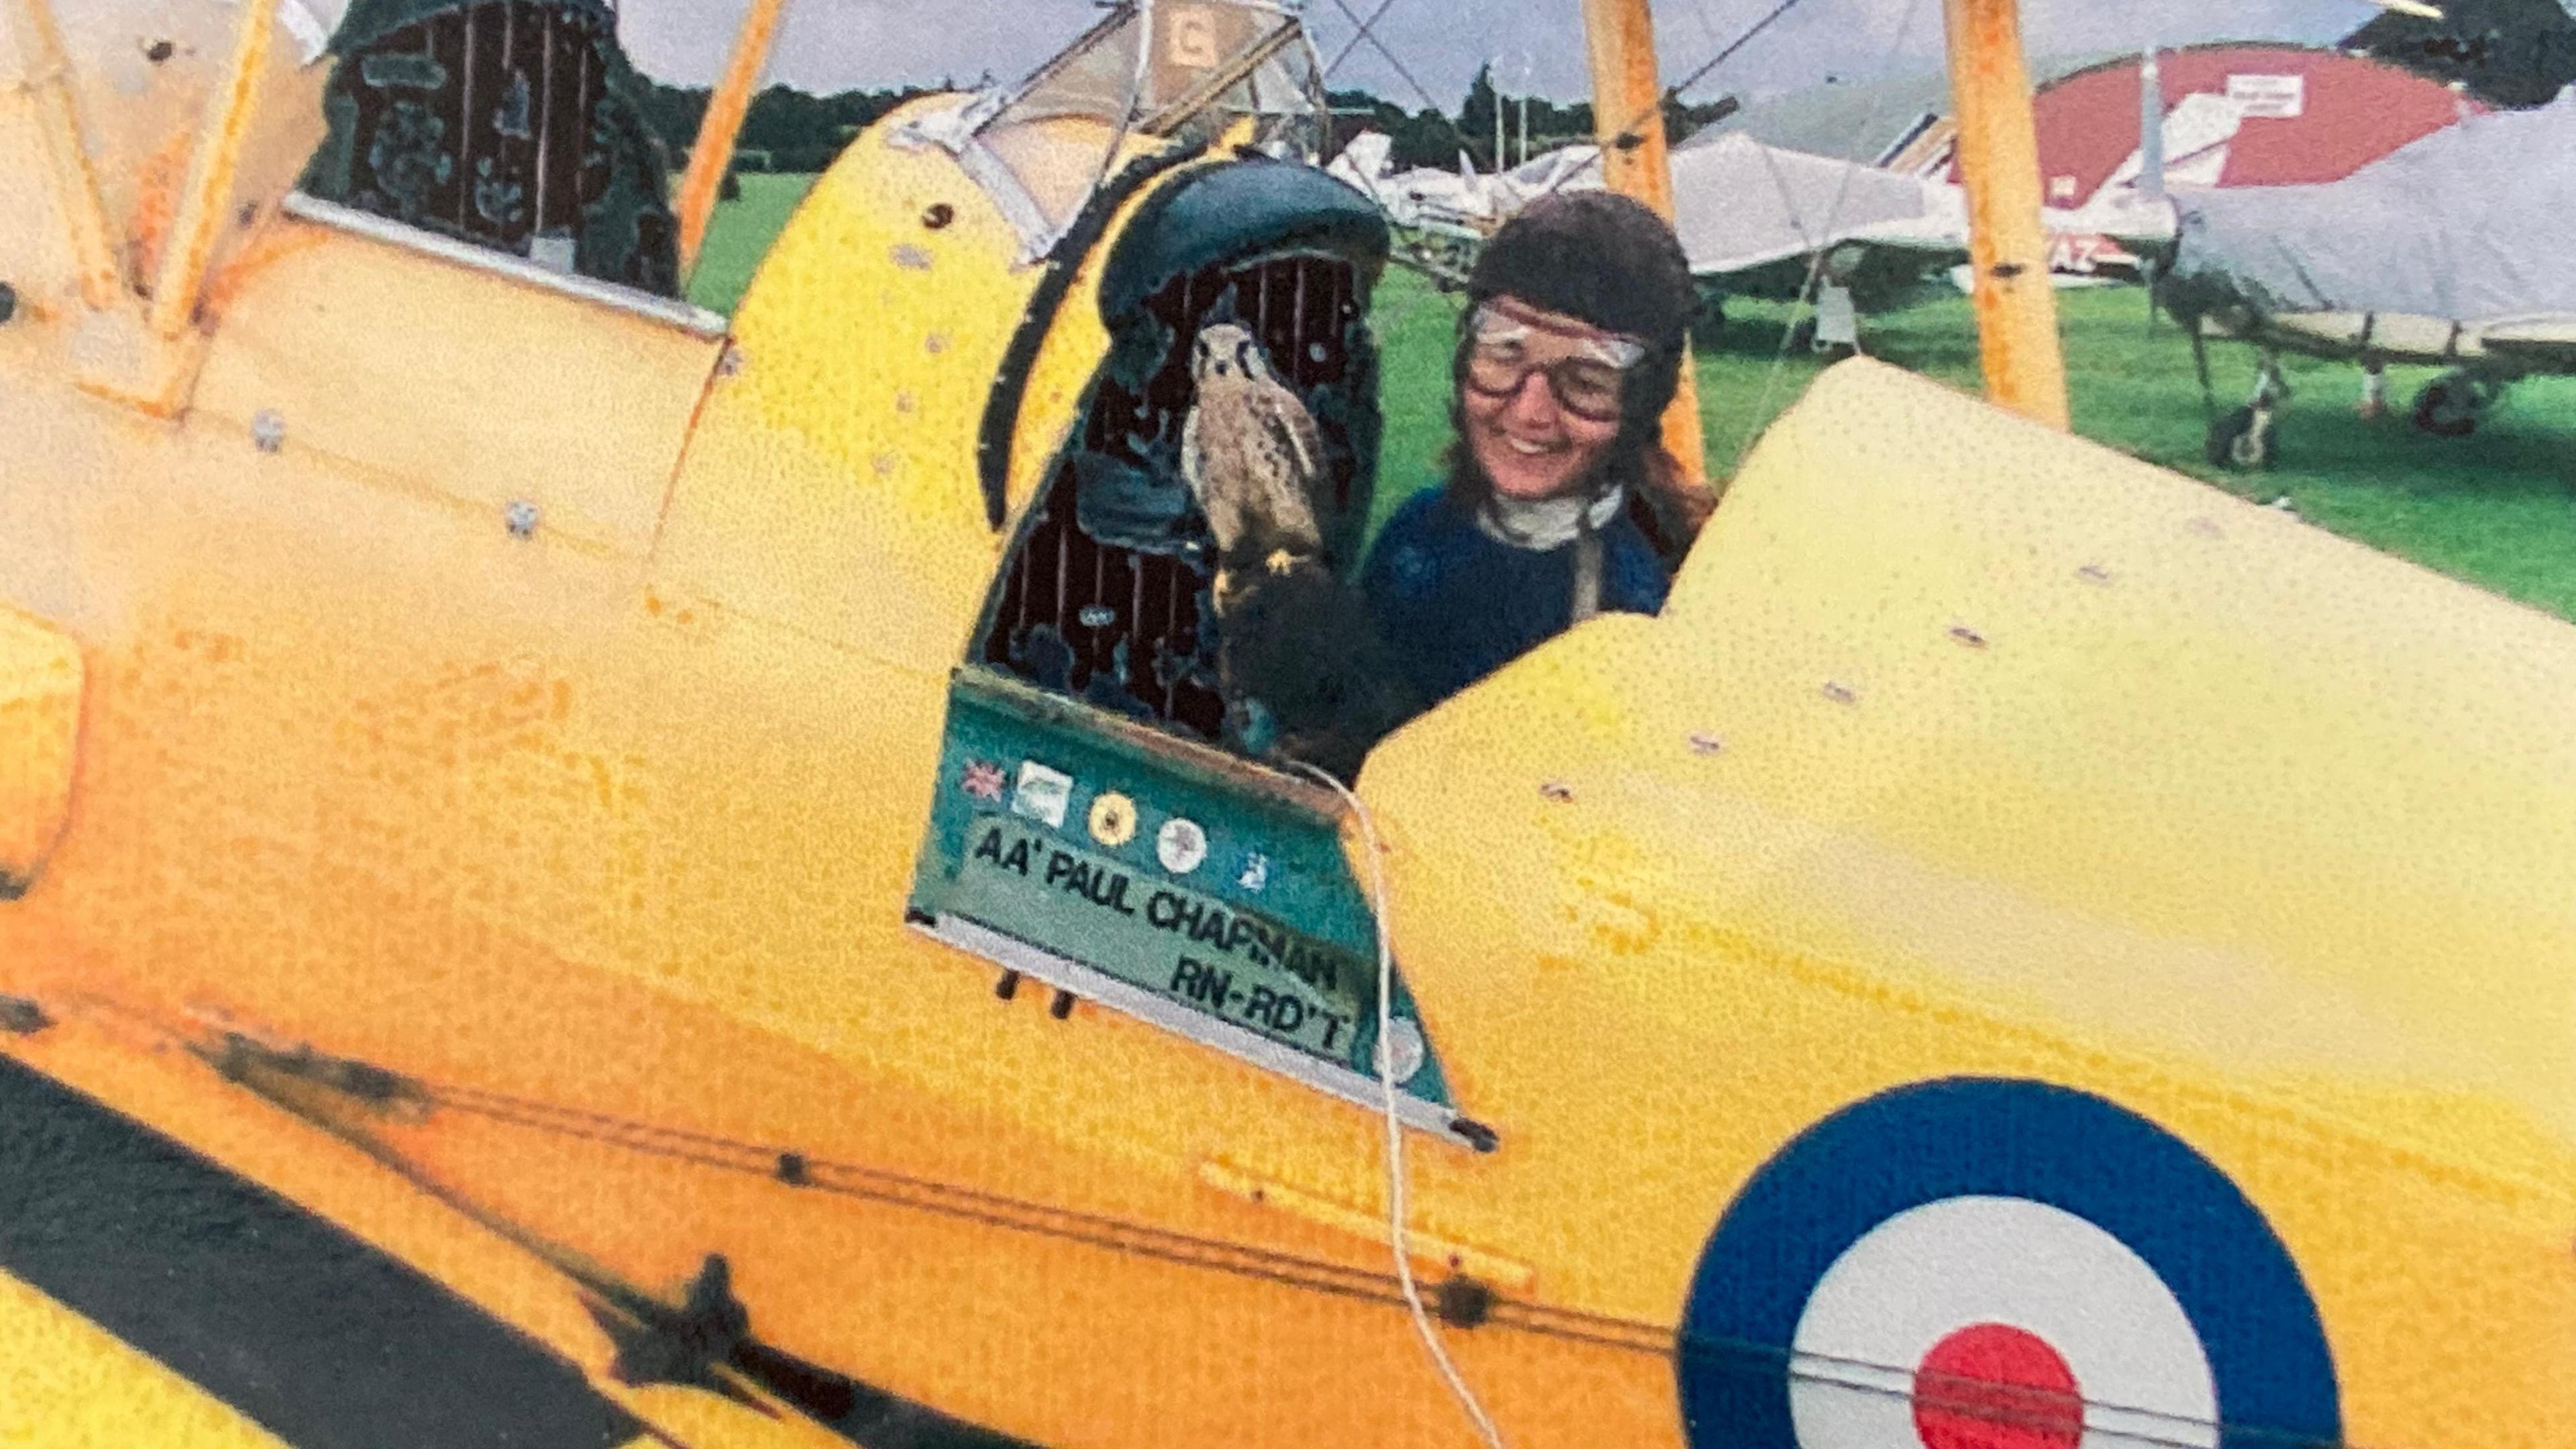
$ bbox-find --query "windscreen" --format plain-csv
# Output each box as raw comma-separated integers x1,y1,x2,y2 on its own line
965,2,1328,246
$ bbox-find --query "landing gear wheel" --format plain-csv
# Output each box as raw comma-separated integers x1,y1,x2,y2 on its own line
2206,405,2276,470
2411,377,2481,437
1676,1080,2343,1449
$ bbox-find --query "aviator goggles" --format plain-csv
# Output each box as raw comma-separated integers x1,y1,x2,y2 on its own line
1461,301,1650,423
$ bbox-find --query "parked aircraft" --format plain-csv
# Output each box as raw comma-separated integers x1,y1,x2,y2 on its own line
2118,91,2576,468
1333,125,1968,348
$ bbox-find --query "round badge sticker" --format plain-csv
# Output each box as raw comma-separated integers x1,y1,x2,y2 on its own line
1087,791,1138,848
1156,817,1208,875
1372,1018,1426,1085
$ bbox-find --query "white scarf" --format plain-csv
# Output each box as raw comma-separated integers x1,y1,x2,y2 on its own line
1477,485,1623,623
1474,484,1626,551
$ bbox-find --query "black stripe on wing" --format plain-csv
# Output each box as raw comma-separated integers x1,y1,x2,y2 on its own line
0,1056,646,1449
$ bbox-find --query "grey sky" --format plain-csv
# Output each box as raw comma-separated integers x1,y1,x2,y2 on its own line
612,0,2401,103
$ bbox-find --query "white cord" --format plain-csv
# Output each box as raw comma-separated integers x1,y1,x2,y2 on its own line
1288,761,1508,1449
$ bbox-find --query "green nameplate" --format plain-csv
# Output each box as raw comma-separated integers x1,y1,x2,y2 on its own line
945,815,1373,1061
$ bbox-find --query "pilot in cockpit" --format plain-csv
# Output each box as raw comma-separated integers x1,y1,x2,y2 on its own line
1191,192,1712,780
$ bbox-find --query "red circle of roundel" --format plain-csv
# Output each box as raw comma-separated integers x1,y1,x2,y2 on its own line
1912,1323,2082,1449
1786,1195,2215,1449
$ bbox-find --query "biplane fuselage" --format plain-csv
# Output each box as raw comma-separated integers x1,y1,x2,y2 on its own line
1,8,2573,1449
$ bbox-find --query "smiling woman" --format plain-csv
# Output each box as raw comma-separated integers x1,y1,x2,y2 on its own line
1357,189,1715,713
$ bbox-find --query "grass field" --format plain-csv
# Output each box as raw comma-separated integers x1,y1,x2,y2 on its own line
687,172,818,317
694,176,2576,621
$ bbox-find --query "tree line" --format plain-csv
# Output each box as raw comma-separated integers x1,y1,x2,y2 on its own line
1350,63,1737,172
635,80,940,178
635,64,1738,182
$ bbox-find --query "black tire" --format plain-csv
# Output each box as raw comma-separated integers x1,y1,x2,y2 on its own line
2206,405,2274,470
2412,379,2479,437
1787,316,1816,353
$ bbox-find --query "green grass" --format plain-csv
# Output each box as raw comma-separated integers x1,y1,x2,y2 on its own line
1373,268,2576,621
691,180,2576,621
686,172,820,317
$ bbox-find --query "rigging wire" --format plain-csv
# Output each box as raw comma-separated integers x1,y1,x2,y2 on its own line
1311,0,1478,384
1308,0,1507,378
1289,759,1509,1449
1318,0,1454,120
1647,0,1813,142
70,987,2360,1449
1513,0,1820,217
332,1077,2354,1449
290,1097,2296,1448
1729,0,1927,476
1319,0,1403,82
1679,0,1735,58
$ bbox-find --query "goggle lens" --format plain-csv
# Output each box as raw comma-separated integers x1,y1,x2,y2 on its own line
1462,306,1642,423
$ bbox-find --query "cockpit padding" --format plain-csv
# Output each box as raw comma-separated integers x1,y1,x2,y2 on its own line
981,248,1381,755
299,0,679,296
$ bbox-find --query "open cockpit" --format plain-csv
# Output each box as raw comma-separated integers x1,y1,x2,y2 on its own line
298,0,680,294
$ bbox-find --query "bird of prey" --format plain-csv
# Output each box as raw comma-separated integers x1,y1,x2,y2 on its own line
1177,322,1417,779
1179,323,1328,577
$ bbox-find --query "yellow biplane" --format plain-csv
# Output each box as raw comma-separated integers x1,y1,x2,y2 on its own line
0,1,2570,1447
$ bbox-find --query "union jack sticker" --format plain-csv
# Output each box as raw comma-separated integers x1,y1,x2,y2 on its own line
960,759,1006,803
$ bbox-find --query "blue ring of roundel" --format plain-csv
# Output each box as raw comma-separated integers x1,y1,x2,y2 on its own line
1676,1077,2342,1449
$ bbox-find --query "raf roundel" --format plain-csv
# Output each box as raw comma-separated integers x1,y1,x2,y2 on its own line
1676,1079,2341,1449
